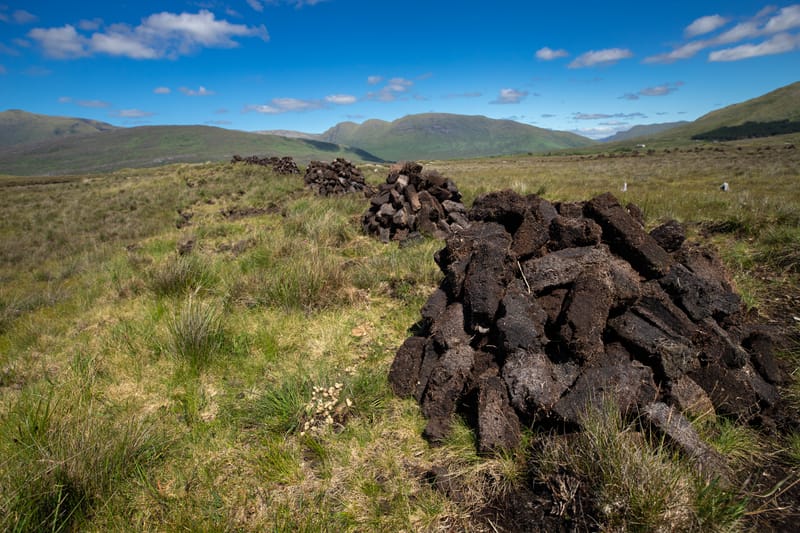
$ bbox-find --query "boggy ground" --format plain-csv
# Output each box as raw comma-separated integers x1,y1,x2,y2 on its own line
0,141,798,531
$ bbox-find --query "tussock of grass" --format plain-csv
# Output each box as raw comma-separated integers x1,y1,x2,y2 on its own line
0,387,171,532
168,295,227,370
147,254,216,297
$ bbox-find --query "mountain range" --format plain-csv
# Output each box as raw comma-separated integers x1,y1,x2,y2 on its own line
1,80,798,176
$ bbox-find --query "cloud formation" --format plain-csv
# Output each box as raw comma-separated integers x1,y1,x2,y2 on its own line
646,4,800,63
111,109,154,118
490,88,528,104
621,81,684,100
28,10,268,60
153,86,171,94
180,86,215,96
568,48,632,68
246,97,323,114
367,77,414,102
325,94,357,104
710,32,800,61
59,97,112,108
573,112,646,120
535,46,568,60
685,14,728,37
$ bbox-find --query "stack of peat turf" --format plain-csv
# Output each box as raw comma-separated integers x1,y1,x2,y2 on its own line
230,155,300,174
362,162,469,243
389,189,787,477
304,158,372,196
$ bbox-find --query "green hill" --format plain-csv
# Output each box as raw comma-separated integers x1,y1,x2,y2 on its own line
318,113,594,160
0,109,117,148
0,124,382,176
643,81,800,143
600,122,688,143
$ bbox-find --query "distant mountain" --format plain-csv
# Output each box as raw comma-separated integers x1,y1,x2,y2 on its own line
639,81,800,143
599,122,689,143
0,124,382,176
318,113,594,160
0,109,117,148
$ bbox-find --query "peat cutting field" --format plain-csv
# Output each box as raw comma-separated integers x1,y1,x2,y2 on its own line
1,140,799,531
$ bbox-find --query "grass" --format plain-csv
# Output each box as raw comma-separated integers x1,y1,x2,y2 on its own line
0,386,172,532
168,295,227,370
0,143,798,530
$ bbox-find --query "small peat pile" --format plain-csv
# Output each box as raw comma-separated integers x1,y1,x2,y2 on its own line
304,158,372,196
362,162,469,243
230,155,300,174
389,190,786,468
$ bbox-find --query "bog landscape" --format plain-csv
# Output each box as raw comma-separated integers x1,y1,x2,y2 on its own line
1,81,800,532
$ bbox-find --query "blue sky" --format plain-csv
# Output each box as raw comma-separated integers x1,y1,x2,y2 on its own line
1,1,799,139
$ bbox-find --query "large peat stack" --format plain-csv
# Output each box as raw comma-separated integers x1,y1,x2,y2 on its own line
304,158,372,196
389,190,786,466
362,162,469,243
231,155,300,174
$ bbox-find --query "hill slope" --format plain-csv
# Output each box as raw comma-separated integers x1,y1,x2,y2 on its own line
600,122,689,143
643,81,800,143
0,109,117,148
318,113,594,160
0,125,382,176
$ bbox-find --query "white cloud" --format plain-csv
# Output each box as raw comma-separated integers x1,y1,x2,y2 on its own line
709,32,800,61
111,108,154,118
685,14,728,37
325,94,356,104
180,86,215,96
13,10,37,24
638,82,682,96
386,77,412,92
76,99,111,108
91,31,158,58
573,112,646,120
247,0,264,12
367,76,414,102
28,25,89,58
644,40,706,63
245,97,323,114
648,4,800,63
58,96,72,103
28,10,268,60
535,46,568,60
764,5,800,33
715,21,760,44
568,48,632,68
154,86,171,94
490,88,528,104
